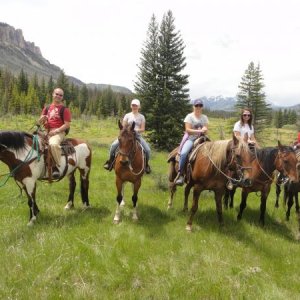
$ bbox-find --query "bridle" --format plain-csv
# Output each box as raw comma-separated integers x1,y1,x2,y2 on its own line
118,131,144,175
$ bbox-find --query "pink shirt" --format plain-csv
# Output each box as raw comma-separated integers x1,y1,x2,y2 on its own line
42,104,71,130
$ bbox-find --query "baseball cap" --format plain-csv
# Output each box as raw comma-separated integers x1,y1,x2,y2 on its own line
193,98,203,106
131,99,140,106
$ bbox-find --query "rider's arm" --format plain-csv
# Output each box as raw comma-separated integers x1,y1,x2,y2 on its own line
185,123,207,135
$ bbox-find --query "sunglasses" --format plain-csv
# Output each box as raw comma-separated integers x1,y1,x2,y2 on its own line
194,104,203,108
243,114,251,117
55,93,63,97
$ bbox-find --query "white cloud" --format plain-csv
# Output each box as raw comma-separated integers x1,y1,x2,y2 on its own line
0,0,300,106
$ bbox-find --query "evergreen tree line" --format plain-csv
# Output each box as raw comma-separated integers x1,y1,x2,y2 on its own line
0,68,132,119
273,108,297,128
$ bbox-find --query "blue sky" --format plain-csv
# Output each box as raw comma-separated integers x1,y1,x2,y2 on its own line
1,0,300,106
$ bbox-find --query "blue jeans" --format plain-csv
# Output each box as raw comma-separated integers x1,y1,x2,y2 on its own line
109,136,151,161
178,139,194,173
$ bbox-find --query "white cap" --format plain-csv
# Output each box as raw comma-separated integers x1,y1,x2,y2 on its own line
131,99,140,106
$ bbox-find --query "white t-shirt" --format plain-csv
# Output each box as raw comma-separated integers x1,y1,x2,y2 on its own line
233,121,254,138
184,113,209,141
123,112,145,132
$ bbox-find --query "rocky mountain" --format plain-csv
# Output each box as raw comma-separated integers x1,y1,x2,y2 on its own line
0,22,131,93
199,96,236,111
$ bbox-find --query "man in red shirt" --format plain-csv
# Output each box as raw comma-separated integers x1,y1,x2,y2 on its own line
39,88,71,178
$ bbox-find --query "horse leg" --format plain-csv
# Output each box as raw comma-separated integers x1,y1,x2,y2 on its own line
167,161,177,209
229,188,236,208
223,189,229,209
183,182,193,212
167,181,177,210
24,182,39,226
120,184,125,206
65,171,76,210
286,190,294,221
80,170,90,208
186,184,201,231
131,180,141,221
215,190,224,226
114,179,123,224
275,183,281,208
259,189,270,226
237,190,248,221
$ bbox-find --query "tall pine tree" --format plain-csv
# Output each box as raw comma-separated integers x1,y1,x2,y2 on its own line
135,10,190,150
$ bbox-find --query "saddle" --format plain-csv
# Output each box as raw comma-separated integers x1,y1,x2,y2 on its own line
167,135,210,164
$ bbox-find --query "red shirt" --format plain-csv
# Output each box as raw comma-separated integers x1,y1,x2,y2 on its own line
42,104,71,130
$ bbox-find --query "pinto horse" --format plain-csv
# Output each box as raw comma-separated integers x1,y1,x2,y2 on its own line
113,121,145,224
168,135,253,230
0,130,92,225
236,142,298,225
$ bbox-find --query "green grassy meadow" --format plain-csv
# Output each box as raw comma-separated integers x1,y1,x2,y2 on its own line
0,115,299,299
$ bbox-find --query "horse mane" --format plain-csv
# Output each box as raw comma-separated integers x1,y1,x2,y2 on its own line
255,147,278,174
201,140,230,169
0,131,30,151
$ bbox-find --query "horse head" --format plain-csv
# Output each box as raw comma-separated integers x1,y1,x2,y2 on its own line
275,140,298,182
228,134,253,187
118,121,136,166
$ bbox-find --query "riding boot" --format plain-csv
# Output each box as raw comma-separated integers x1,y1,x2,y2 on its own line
103,155,115,171
145,159,151,174
175,172,184,186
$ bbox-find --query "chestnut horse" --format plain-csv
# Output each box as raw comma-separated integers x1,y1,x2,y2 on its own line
0,131,92,225
113,121,145,224
236,142,298,225
168,135,253,231
275,149,300,228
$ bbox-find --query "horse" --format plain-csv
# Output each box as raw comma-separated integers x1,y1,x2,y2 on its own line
236,142,298,226
274,148,300,227
0,130,92,225
168,135,253,231
113,120,146,224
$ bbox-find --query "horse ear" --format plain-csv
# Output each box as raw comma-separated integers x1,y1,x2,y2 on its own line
131,121,135,131
233,133,239,145
278,140,283,149
118,120,123,130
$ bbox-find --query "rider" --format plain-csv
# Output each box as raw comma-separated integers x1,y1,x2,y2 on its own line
103,99,151,174
175,98,209,186
233,108,257,146
39,88,71,178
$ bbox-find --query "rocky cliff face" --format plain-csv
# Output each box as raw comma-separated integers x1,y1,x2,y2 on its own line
0,22,42,56
0,22,131,93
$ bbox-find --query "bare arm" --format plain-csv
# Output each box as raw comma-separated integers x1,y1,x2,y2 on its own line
185,123,208,135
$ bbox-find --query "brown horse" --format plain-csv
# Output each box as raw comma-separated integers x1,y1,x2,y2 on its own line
168,135,253,230
275,148,300,228
0,130,92,225
236,142,298,225
113,121,145,223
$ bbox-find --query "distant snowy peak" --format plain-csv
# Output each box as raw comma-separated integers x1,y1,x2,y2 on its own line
199,96,236,111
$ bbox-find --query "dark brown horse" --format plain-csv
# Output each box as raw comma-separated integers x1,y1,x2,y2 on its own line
0,131,92,225
236,142,298,225
113,121,145,223
275,149,300,229
168,135,253,231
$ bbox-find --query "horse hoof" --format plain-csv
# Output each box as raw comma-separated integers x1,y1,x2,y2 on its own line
64,202,74,210
186,224,192,232
120,200,125,207
27,217,36,227
132,215,139,221
113,219,120,224
167,205,172,210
